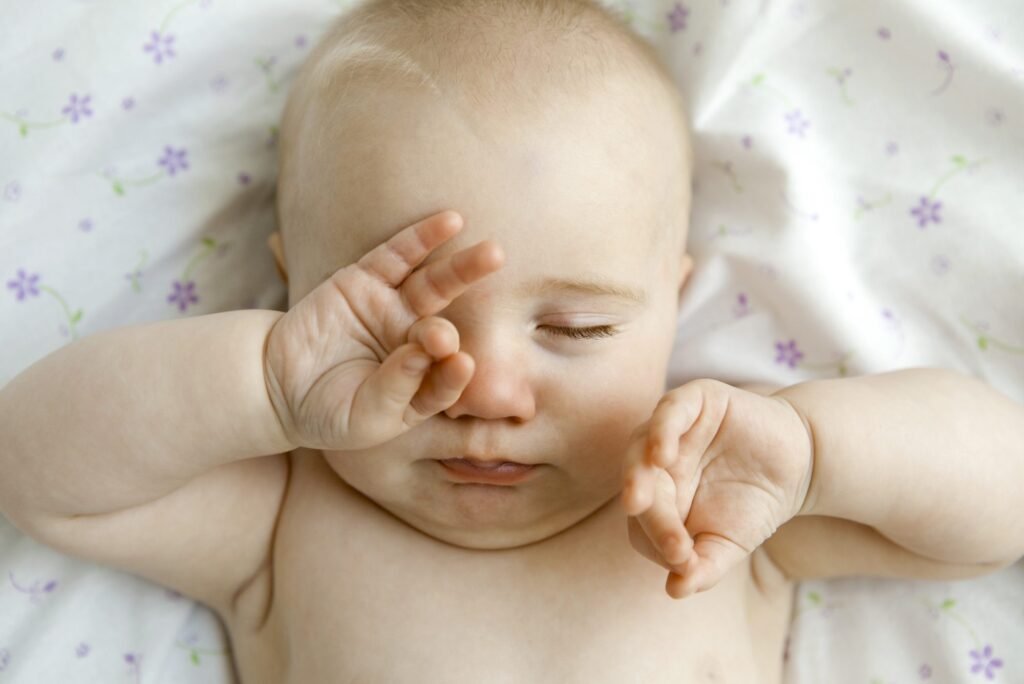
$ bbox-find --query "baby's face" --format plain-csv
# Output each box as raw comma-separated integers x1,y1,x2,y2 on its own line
282,78,692,550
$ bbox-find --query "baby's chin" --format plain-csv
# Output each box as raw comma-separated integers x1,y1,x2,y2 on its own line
323,450,622,550
373,481,620,551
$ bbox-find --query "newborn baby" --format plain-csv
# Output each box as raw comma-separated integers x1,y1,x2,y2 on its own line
3,1,1024,682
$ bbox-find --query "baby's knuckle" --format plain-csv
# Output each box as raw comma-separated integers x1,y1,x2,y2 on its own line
658,532,679,549
402,404,428,430
657,392,680,408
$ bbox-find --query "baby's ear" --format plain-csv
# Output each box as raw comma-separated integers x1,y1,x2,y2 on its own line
267,231,289,284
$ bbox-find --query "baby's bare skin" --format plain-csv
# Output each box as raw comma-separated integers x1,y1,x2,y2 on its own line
2,3,1023,680
226,448,793,683
1,282,1021,684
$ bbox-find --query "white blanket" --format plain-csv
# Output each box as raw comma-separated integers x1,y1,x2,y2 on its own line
1,0,1022,681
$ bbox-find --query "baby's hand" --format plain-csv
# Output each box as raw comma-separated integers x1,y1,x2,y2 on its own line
264,210,504,451
621,380,813,599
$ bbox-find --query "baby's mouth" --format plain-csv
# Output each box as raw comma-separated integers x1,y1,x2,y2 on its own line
449,457,525,470
437,458,540,485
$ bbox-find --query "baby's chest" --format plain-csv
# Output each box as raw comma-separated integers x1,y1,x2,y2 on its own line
230,475,783,684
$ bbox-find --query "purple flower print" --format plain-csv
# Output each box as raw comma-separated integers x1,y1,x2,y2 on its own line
832,67,852,85
774,339,804,368
53,48,65,61
878,27,891,40
969,645,1003,680
124,652,143,679
931,254,951,275
4,181,21,201
919,663,933,679
886,141,899,156
733,292,750,317
784,109,810,137
667,3,689,32
932,50,956,95
122,97,135,110
158,146,189,176
0,648,7,671
8,571,58,604
910,196,942,228
7,269,40,300
61,93,93,123
143,31,175,64
76,642,90,658
78,218,94,232
168,280,199,312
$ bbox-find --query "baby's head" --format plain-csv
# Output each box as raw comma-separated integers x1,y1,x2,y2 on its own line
269,0,694,549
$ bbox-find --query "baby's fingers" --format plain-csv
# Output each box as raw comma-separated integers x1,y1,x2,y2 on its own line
647,389,703,469
403,353,474,428
621,426,654,514
357,210,464,287
666,534,747,599
347,343,470,448
407,316,461,360
400,239,505,319
633,469,694,567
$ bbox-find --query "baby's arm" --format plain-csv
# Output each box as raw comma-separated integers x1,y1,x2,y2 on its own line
0,311,294,618
773,367,1024,573
0,311,293,519
0,210,500,620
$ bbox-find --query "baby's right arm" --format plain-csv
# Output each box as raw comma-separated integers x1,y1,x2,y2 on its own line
0,209,501,621
0,309,297,622
0,309,293,523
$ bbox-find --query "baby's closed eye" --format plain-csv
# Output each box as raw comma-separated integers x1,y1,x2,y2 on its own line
538,325,619,340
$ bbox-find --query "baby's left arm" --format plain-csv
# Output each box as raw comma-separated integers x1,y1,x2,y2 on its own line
621,368,1024,598
774,367,1024,570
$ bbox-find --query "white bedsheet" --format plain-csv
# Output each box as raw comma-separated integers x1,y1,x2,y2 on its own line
1,0,1022,682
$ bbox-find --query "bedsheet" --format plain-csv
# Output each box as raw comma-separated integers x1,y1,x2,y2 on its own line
1,0,1022,682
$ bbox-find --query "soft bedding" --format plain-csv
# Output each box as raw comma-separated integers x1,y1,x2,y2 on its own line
1,0,1022,682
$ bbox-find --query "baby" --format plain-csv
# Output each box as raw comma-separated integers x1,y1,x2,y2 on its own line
2,0,1024,682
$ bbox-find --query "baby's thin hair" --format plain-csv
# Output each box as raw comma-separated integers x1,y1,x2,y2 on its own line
275,0,691,274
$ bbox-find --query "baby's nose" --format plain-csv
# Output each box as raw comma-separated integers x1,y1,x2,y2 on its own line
443,347,535,422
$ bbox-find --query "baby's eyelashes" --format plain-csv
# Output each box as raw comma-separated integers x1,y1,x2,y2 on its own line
538,324,619,340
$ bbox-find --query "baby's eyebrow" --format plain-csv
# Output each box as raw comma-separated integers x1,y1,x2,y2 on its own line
516,277,648,305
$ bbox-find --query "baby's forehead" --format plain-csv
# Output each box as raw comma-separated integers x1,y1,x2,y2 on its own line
289,98,687,293
280,8,692,292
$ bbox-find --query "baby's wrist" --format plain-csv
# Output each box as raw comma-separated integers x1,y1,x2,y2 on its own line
260,312,301,452
770,391,818,519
